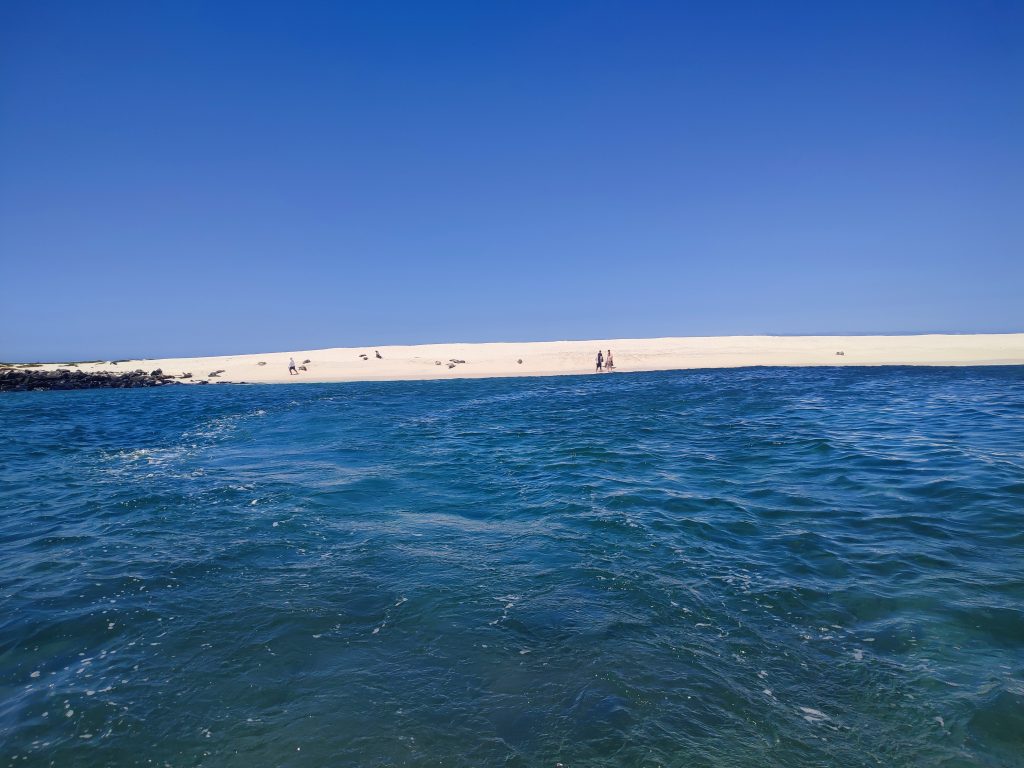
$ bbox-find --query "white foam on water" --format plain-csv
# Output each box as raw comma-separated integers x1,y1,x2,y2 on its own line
490,594,521,625
799,706,828,723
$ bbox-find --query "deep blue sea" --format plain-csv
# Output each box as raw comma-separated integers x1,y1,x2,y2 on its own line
2,367,1023,767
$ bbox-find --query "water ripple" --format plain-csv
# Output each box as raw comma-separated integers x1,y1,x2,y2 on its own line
1,366,1023,766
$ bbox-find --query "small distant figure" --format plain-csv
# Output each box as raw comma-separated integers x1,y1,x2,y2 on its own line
605,349,614,370
375,350,382,359
288,357,298,375
836,351,845,356
596,350,604,372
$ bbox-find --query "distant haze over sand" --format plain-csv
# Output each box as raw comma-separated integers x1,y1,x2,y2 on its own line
20,334,1024,385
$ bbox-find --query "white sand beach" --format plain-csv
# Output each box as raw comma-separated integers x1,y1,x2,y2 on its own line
29,334,1024,385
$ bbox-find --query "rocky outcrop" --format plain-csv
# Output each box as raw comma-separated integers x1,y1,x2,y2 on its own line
0,368,180,392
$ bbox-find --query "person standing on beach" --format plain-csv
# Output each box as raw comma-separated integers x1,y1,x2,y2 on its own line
606,350,614,370
596,350,604,372
288,357,298,375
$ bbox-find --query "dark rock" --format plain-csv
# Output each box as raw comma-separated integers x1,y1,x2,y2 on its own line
180,372,193,379
302,359,311,364
0,368,180,392
257,361,267,366
517,359,523,364
150,369,162,376
298,365,307,371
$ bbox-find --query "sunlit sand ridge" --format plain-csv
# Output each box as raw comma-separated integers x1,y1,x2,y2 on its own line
29,333,1024,385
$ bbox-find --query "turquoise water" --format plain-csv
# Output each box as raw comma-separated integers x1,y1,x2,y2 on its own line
2,367,1023,767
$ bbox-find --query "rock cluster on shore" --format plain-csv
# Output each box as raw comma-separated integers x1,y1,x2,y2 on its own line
0,368,180,392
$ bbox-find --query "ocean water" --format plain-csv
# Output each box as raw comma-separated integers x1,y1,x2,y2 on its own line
1,367,1023,768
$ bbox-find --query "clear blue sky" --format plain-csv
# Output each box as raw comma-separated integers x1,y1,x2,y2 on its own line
1,1,1021,361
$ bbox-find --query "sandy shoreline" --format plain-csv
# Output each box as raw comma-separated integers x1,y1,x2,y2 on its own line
18,334,1024,385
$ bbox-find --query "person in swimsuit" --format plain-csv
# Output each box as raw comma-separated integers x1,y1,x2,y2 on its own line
288,357,298,375
596,350,604,372
605,350,614,370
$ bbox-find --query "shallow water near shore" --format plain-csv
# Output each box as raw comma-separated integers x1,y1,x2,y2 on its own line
2,366,1023,767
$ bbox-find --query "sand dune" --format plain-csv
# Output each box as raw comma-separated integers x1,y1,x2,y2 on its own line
28,334,1024,385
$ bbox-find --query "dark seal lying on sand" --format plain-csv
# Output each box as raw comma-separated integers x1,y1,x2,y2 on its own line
0,367,181,392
